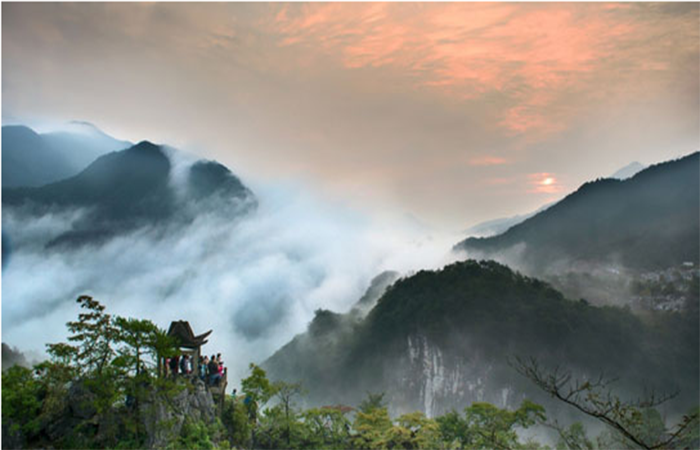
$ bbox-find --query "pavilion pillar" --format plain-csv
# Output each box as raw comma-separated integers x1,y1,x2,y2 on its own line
194,347,200,377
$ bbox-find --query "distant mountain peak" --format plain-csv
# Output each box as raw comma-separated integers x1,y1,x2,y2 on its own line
67,119,101,131
610,161,646,180
130,140,162,153
464,201,556,238
65,120,121,140
3,124,40,137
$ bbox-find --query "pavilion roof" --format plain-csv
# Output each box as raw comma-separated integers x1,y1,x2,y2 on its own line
167,320,212,349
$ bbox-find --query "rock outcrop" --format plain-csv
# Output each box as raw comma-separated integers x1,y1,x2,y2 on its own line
4,377,219,449
141,378,217,449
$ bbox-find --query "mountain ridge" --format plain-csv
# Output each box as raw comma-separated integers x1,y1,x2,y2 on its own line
2,123,131,188
3,139,256,248
455,152,699,272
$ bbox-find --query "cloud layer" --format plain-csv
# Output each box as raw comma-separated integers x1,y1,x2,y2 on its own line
3,3,697,228
2,175,459,383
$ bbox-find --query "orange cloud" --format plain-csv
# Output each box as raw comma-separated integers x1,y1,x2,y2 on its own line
468,156,509,167
267,3,697,143
484,177,516,186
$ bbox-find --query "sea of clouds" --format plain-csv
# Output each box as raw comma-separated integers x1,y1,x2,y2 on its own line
2,165,460,384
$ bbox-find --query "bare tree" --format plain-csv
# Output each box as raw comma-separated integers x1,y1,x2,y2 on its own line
513,357,698,450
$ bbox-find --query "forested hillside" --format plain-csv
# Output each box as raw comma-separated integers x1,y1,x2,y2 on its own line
266,260,699,418
4,295,697,450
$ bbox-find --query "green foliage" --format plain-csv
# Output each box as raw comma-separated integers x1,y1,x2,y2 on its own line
1,365,43,438
359,392,387,413
171,419,229,450
386,411,442,449
436,400,546,450
0,295,188,449
268,259,698,419
7,293,698,450
65,295,120,376
299,407,353,449
221,395,252,448
352,406,393,449
242,363,277,407
256,404,305,449
114,316,160,377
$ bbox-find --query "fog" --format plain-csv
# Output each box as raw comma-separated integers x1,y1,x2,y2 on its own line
2,165,460,384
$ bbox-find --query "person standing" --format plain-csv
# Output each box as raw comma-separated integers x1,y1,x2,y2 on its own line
180,354,191,375
208,354,220,385
217,353,224,376
169,354,180,378
200,356,209,381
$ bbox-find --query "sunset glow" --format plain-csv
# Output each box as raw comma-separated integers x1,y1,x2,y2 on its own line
2,2,698,228
528,173,564,194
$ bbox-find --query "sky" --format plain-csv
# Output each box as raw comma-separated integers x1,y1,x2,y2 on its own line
2,2,699,230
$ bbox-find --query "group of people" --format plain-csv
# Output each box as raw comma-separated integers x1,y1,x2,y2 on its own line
199,353,225,386
166,354,193,377
165,352,226,386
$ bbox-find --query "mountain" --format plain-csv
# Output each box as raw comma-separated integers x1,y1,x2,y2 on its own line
464,202,555,238
3,141,256,248
39,123,131,173
610,161,646,180
264,260,698,417
463,162,647,239
455,152,699,272
350,270,400,317
2,123,130,188
2,343,30,371
2,125,76,188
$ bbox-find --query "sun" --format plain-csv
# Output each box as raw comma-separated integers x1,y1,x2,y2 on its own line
541,177,555,186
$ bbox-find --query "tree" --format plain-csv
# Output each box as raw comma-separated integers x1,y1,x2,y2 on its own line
386,411,442,449
221,394,252,448
241,364,278,448
272,380,304,446
46,296,126,415
435,400,546,450
300,407,352,449
64,295,120,376
254,381,306,449
114,317,159,377
352,406,393,449
150,327,179,378
358,392,387,413
548,422,596,450
114,317,176,379
515,357,699,450
2,366,42,440
241,363,277,407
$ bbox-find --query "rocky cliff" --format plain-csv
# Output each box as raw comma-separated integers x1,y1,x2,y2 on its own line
2,377,219,450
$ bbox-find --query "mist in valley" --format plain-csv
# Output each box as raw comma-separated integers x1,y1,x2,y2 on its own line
2,148,461,384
